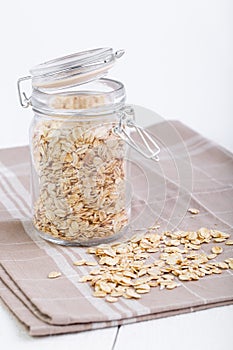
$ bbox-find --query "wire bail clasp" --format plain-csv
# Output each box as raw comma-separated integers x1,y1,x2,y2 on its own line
114,107,160,161
17,76,32,108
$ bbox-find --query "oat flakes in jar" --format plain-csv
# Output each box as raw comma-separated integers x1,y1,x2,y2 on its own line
17,48,160,246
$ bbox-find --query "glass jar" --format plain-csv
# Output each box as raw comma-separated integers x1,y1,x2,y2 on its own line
17,48,160,246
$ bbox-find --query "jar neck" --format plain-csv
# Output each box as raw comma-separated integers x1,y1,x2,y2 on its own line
30,78,126,117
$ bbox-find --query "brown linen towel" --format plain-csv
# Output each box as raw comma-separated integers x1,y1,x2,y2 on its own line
0,120,232,336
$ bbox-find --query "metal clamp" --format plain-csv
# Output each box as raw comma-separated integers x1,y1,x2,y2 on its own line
115,50,125,59
17,76,32,108
114,107,160,161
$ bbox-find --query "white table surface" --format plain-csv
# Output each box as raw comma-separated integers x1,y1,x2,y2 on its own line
1,106,232,349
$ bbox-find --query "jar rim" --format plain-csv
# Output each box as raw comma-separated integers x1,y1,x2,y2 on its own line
31,78,126,116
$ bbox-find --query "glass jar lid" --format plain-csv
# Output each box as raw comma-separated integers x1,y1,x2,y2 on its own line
17,48,161,161
29,48,125,89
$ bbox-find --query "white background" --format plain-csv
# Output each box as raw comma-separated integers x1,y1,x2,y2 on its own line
0,1,232,349
0,0,232,151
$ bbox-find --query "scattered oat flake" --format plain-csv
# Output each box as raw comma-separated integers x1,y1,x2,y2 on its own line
211,246,223,254
187,232,198,240
166,282,179,290
212,268,222,274
225,240,233,245
122,293,132,299
188,208,200,215
93,291,106,298
214,238,227,243
136,288,150,294
48,271,61,279
75,227,232,303
126,288,141,299
218,262,229,269
178,274,191,281
73,259,86,266
148,280,158,287
106,296,118,303
135,283,150,291
87,247,96,254
111,290,124,297
100,282,112,293
85,261,98,266
79,275,92,282
207,253,217,260
138,269,147,277
123,270,137,278
147,248,159,253
90,269,102,275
